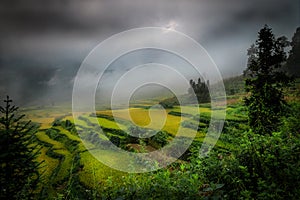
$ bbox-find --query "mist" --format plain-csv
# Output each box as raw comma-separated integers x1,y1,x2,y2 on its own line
0,0,298,105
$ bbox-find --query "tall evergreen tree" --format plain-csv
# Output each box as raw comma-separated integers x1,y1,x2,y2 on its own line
0,96,43,199
244,25,293,135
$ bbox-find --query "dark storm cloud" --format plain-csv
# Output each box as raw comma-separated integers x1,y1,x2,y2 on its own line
1,0,298,46
0,0,298,36
0,0,298,105
202,0,298,40
0,60,57,104
0,0,128,35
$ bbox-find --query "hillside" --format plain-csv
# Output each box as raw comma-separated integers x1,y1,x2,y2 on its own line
159,75,245,107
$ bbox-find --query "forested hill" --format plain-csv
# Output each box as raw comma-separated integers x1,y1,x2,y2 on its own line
159,75,245,107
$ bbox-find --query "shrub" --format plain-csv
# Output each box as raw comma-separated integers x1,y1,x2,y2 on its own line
201,130,300,199
149,131,169,148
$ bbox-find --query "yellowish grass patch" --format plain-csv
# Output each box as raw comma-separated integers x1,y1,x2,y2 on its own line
98,108,186,135
36,147,59,179
79,151,125,188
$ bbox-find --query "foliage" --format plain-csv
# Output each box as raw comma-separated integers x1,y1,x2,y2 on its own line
95,161,224,199
244,25,293,135
0,96,43,199
201,128,300,199
149,130,169,148
126,126,170,149
198,103,300,199
280,102,300,136
159,96,179,108
188,78,210,103
223,75,245,95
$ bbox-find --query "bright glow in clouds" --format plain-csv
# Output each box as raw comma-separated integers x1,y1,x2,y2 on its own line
164,21,179,32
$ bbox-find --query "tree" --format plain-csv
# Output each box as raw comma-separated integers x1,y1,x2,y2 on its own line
244,25,293,135
188,78,210,103
0,96,43,199
286,27,300,77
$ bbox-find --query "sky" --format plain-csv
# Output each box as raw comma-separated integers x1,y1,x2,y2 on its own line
0,0,299,105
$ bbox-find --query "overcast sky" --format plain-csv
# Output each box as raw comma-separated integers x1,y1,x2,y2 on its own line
0,0,299,105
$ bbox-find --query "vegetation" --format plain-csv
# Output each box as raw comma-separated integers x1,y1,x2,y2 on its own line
0,96,43,199
159,96,179,108
244,25,293,135
222,76,245,95
159,78,211,108
200,104,300,199
3,95,299,199
188,78,210,103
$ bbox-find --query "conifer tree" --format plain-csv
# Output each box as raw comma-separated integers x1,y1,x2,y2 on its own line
0,96,42,199
244,25,293,134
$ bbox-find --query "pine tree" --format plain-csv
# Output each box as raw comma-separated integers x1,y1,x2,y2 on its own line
244,25,293,135
0,96,43,199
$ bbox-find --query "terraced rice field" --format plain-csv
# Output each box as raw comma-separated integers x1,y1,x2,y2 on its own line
97,108,188,135
23,103,247,195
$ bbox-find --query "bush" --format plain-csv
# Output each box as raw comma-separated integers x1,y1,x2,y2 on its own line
201,130,300,199
149,131,169,148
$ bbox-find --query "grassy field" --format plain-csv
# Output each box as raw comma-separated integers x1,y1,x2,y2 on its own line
23,93,300,199
97,107,188,135
22,99,249,197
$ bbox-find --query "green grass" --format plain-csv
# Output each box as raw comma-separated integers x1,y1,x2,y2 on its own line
27,101,251,197
55,127,86,152
79,151,125,189
52,149,72,182
36,131,65,149
172,105,210,116
97,108,189,136
36,131,72,181
37,147,59,179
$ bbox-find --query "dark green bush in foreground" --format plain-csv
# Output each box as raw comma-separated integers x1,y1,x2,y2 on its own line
201,127,300,199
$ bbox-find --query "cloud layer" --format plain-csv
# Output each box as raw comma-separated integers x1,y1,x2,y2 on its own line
0,0,299,105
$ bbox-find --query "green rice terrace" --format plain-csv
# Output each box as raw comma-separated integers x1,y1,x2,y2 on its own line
17,86,299,199
2,75,300,199
25,98,249,198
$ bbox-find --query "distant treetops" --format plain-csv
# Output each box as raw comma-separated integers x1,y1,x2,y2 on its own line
188,78,210,103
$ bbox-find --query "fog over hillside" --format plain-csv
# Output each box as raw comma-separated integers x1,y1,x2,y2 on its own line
0,0,299,105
